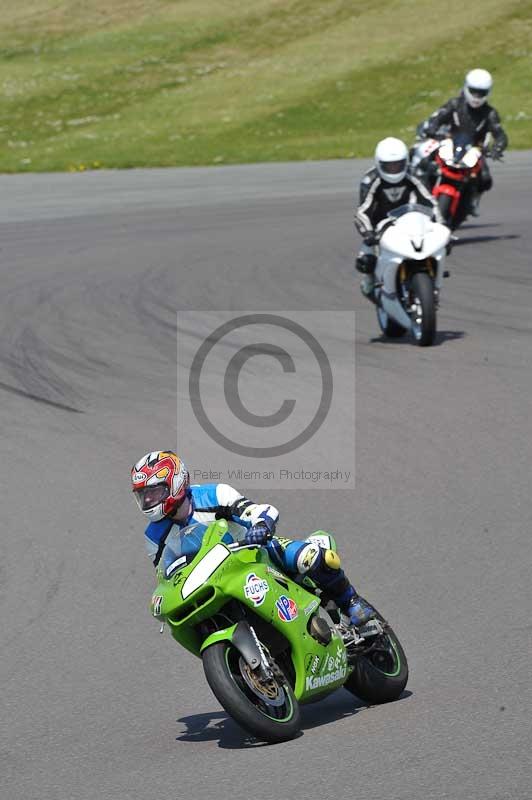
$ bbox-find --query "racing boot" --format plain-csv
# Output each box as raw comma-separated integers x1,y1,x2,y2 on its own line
360,275,377,304
345,594,377,628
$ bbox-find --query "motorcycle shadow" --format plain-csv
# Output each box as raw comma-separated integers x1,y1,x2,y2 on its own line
176,710,268,749
300,688,412,733
453,233,520,246
176,689,412,748
370,330,465,347
460,222,501,229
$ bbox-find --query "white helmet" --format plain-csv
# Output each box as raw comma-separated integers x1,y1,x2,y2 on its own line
375,137,409,184
464,69,493,108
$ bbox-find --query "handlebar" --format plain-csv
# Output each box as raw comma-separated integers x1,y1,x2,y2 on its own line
227,541,261,551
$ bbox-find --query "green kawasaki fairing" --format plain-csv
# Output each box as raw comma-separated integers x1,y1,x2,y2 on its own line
150,519,350,702
149,517,408,743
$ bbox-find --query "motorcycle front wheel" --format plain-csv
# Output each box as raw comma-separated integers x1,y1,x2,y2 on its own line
437,193,454,228
410,272,436,346
203,642,301,743
439,190,470,230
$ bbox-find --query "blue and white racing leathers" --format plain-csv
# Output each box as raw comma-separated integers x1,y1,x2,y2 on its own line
144,482,356,612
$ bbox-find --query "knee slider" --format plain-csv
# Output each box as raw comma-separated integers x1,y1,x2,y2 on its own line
355,253,377,274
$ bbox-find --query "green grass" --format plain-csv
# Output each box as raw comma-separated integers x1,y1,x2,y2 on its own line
0,0,531,172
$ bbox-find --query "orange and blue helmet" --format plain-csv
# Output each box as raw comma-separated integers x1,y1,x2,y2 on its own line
131,451,190,522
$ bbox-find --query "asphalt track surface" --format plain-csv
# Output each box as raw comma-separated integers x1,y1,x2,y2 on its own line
2,153,531,800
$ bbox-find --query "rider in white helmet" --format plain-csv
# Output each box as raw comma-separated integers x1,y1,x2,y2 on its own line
354,137,441,301
417,69,508,213
463,68,493,109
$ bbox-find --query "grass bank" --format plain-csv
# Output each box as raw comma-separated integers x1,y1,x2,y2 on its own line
1,0,531,172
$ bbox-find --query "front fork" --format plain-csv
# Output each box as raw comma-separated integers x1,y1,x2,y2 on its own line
200,620,273,681
398,267,440,311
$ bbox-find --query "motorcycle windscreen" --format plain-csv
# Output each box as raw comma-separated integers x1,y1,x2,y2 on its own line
451,132,476,164
387,203,433,220
160,523,209,578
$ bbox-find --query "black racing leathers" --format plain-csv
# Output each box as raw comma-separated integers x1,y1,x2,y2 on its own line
421,92,508,153
419,93,508,194
354,168,440,239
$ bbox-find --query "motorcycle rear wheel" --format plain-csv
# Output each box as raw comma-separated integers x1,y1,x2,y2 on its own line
203,641,301,743
376,307,406,338
410,272,436,346
344,623,408,704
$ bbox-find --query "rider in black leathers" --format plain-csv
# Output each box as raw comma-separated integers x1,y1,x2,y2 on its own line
417,69,508,210
354,137,441,299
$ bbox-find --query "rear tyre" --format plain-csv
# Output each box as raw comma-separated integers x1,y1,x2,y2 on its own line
376,307,406,338
410,272,436,346
345,623,408,704
203,642,301,743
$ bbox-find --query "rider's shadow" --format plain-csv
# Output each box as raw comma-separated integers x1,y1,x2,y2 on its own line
176,690,412,748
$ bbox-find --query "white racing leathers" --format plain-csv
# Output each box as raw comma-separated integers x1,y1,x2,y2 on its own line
145,483,279,565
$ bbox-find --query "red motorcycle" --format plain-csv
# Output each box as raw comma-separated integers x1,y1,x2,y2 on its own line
432,133,484,230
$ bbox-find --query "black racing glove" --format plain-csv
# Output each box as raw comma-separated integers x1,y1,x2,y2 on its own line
244,522,273,546
362,231,378,247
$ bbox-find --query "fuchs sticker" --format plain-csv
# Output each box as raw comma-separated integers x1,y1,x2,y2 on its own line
276,595,298,622
133,471,147,483
151,595,163,617
244,573,270,606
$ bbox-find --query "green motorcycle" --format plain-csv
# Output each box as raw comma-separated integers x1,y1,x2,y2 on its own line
150,519,408,743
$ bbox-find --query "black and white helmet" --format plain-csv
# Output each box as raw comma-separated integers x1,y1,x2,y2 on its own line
375,137,409,185
464,68,493,109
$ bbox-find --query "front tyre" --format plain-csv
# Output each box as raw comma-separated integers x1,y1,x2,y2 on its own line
376,306,406,338
203,642,301,743
345,624,408,704
437,193,453,227
410,272,436,346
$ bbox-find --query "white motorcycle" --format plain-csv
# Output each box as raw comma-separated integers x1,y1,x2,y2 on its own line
372,203,451,347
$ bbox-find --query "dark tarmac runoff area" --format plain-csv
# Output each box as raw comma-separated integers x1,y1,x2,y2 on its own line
1,152,531,800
